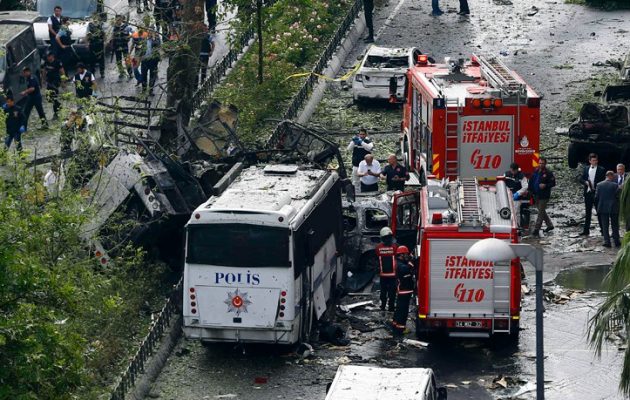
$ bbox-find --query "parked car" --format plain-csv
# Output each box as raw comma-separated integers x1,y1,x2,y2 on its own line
0,15,42,104
325,365,447,400
352,46,421,103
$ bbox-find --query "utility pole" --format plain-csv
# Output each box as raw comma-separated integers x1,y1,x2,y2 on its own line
257,0,263,84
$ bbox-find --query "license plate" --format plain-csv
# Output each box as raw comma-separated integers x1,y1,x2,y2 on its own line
455,321,482,328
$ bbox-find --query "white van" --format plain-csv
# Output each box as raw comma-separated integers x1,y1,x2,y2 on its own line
33,0,128,60
326,365,447,400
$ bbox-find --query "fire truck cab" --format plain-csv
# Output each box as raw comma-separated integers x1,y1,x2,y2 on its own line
401,54,541,181
392,177,521,340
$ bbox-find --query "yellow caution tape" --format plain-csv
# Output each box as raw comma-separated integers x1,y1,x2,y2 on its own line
284,62,361,82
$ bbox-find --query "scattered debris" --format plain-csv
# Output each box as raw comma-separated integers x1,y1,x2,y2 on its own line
512,381,536,397
338,300,374,313
254,377,268,384
296,343,315,359
489,374,527,390
214,395,238,399
319,323,351,345
521,284,531,295
544,288,586,304
527,6,539,16
402,338,429,348
445,383,458,389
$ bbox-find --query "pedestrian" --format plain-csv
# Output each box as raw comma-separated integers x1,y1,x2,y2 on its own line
616,163,630,230
505,162,530,229
362,0,375,43
154,0,173,35
375,227,398,312
528,157,556,236
112,15,133,79
205,0,218,32
431,0,444,16
47,5,62,55
347,128,374,191
42,52,65,120
199,29,215,83
138,31,161,95
595,171,621,248
579,153,606,236
391,245,414,338
131,28,149,86
357,154,381,192
20,67,48,130
72,63,96,99
87,13,106,78
55,17,73,67
3,95,26,152
458,0,470,15
380,154,409,191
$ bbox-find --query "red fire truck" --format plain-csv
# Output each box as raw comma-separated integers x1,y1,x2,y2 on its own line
391,177,521,340
400,54,541,181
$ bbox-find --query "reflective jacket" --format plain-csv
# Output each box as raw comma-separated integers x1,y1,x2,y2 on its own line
375,243,398,277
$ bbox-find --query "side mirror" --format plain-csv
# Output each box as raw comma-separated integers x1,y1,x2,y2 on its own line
437,387,447,400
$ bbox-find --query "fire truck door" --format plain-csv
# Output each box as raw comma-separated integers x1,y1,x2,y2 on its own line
391,191,420,252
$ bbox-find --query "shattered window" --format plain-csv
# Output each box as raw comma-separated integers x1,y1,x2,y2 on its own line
365,209,389,231
343,208,357,232
364,55,408,69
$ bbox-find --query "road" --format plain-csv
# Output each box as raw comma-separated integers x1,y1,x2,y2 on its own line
146,0,630,399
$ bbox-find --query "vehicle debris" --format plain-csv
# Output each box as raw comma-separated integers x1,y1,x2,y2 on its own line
338,300,374,313
402,338,429,348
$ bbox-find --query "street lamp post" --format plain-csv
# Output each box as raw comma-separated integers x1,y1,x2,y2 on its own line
466,238,544,400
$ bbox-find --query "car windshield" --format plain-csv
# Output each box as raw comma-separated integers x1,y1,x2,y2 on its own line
186,223,290,268
364,55,408,69
37,0,97,19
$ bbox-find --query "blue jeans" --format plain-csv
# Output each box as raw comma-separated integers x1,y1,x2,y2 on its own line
5,130,23,151
432,0,442,13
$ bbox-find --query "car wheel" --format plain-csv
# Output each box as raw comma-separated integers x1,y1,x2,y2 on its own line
567,143,579,169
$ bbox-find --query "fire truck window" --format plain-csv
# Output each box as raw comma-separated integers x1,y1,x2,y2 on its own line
365,209,388,231
397,203,418,230
343,208,357,232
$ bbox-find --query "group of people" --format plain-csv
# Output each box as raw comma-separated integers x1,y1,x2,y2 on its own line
347,129,410,193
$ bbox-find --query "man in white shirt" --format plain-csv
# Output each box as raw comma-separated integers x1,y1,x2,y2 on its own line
579,153,606,236
357,154,381,192
47,6,62,54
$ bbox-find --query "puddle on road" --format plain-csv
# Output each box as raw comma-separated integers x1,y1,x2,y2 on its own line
554,264,612,292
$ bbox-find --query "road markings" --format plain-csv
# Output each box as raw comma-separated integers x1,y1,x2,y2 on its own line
375,0,409,39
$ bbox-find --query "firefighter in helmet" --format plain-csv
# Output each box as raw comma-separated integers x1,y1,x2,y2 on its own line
392,245,415,337
375,227,398,311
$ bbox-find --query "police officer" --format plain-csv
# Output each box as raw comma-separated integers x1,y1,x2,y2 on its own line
391,245,415,338
72,63,96,99
112,15,133,79
47,6,62,55
505,162,530,229
87,13,106,78
20,67,48,130
199,30,215,83
43,52,65,120
3,95,26,152
205,0,218,32
55,17,74,67
375,227,398,312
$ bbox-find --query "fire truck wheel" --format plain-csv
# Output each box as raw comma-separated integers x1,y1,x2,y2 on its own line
567,143,579,169
414,317,435,341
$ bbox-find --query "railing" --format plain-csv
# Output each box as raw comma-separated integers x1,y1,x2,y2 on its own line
109,278,183,400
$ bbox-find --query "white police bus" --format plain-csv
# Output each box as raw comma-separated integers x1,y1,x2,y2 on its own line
183,164,344,344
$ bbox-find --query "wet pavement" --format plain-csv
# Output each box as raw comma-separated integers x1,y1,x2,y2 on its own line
150,0,630,398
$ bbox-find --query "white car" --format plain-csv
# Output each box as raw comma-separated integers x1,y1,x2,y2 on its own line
352,46,422,102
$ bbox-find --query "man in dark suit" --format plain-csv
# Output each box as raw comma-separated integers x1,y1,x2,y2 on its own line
616,163,630,230
528,157,556,236
579,153,606,236
595,171,621,247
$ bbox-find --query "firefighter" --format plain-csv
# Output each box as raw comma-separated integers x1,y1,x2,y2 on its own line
391,245,415,338
375,227,397,312
505,162,530,229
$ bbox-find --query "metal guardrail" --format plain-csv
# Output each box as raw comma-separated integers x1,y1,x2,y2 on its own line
110,278,182,400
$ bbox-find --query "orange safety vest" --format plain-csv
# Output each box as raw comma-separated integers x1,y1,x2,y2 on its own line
375,243,398,277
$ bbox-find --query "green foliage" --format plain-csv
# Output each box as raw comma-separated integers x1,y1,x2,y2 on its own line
214,0,352,142
0,154,170,399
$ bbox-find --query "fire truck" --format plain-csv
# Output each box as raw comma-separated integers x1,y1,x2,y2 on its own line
391,177,521,339
400,54,541,181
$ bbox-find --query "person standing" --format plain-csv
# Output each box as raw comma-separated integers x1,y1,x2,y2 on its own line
528,157,556,236
112,16,133,79
131,28,149,86
595,171,621,247
47,6,62,55
20,67,48,130
375,227,398,312
139,31,161,95
87,14,106,78
42,52,65,120
380,154,409,191
357,154,381,192
616,163,630,231
362,0,374,43
3,96,26,152
205,0,218,32
199,30,215,83
458,0,470,15
579,153,606,236
55,17,73,67
347,128,374,191
505,162,530,229
431,0,444,16
72,63,96,99
391,245,414,338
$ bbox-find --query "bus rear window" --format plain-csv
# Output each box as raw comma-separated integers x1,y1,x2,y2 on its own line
186,224,290,268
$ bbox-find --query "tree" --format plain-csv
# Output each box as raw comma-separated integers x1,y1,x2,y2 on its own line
588,180,630,395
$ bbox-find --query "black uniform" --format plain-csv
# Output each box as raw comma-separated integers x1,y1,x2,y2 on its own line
23,76,47,129
205,0,218,31
392,259,414,336
74,71,95,99
112,22,133,77
48,15,62,54
199,33,214,83
351,139,372,167
376,243,398,311
87,21,105,77
3,103,26,151
505,169,530,228
382,163,409,191
139,37,161,93
56,27,73,67
363,0,374,41
580,165,606,234
44,58,64,116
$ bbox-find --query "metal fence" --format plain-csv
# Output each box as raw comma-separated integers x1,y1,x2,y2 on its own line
109,278,182,400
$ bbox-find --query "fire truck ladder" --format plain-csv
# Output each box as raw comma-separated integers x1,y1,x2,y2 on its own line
475,54,525,96
458,177,483,226
492,262,512,334
445,98,460,176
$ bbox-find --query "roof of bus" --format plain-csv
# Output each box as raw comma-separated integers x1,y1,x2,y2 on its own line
196,164,332,217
